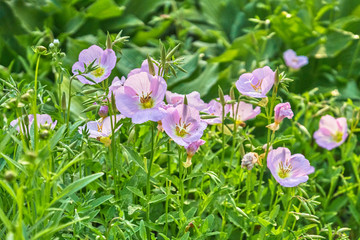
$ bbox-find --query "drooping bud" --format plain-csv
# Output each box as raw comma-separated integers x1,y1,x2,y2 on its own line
241,152,259,170
98,105,109,118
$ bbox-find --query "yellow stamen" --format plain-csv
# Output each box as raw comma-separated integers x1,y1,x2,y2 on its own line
278,161,292,179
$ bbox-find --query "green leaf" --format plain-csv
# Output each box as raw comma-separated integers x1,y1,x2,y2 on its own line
0,153,28,175
50,124,67,150
126,186,146,200
172,63,219,96
139,220,147,239
49,173,103,206
86,0,125,20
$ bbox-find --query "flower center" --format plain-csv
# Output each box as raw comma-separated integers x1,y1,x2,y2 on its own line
250,77,263,92
332,131,343,143
139,91,154,109
278,161,292,179
175,118,191,137
91,67,105,78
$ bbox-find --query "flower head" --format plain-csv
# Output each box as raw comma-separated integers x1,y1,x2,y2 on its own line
183,139,206,168
202,95,231,125
128,59,159,77
72,45,116,85
230,101,261,126
115,72,167,124
267,147,314,187
78,114,124,146
162,104,207,147
313,115,348,150
267,102,294,131
274,102,294,124
166,91,207,111
283,49,308,70
236,66,275,98
11,114,57,134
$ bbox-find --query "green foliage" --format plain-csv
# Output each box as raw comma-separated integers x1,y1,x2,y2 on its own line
0,0,360,240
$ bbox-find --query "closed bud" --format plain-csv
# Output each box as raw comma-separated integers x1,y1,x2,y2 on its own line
49,43,55,49
21,92,31,102
40,130,49,139
60,52,66,58
218,86,225,106
230,86,235,101
106,32,112,49
147,55,156,76
25,151,37,162
274,69,280,86
35,46,47,55
53,39,60,46
4,170,16,182
111,93,117,112
61,92,66,110
98,105,108,117
241,152,259,170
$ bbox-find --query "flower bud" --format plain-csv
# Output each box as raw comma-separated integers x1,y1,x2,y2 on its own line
60,52,66,58
241,152,259,170
4,170,16,182
21,92,31,102
53,39,60,46
61,92,66,110
35,46,47,55
98,105,108,118
218,86,225,106
40,130,49,139
49,43,55,49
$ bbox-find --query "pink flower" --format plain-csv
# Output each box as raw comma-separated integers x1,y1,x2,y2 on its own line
230,101,261,126
183,139,205,168
202,95,231,125
72,45,116,85
283,49,308,70
162,104,207,147
267,147,314,187
108,76,126,98
78,114,124,139
128,59,159,77
235,66,275,98
267,102,294,131
166,91,207,111
115,72,167,124
10,114,57,134
313,115,348,150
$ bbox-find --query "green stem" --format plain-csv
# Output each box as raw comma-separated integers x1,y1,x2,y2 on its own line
281,188,294,235
32,54,41,152
66,76,75,131
146,124,155,237
179,147,184,209
221,104,225,171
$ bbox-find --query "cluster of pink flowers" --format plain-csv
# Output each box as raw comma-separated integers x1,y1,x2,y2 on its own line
9,45,345,188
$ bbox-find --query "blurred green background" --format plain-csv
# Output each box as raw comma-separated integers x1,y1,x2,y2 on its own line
0,0,360,104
